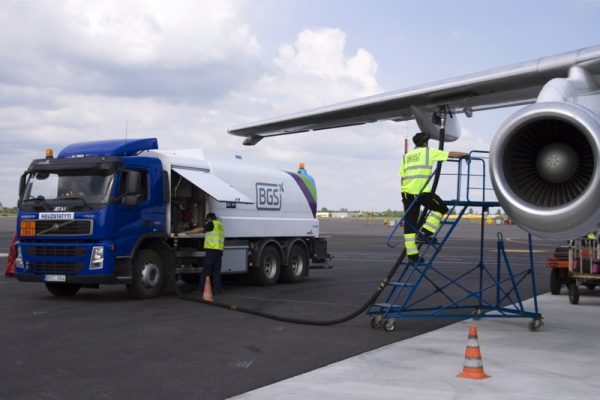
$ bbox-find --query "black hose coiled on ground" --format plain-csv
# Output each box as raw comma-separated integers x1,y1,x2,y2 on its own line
172,127,446,326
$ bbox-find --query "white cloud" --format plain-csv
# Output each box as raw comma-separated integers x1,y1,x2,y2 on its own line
0,0,263,101
0,4,487,212
0,0,269,206
253,27,382,110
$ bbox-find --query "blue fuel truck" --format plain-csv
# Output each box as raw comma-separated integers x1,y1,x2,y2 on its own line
14,138,331,298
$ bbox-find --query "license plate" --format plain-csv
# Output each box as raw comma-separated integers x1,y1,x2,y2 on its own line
44,275,66,282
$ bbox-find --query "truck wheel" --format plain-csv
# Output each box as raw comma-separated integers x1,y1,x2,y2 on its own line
280,245,307,283
45,282,81,296
126,250,164,299
250,245,281,286
550,268,561,295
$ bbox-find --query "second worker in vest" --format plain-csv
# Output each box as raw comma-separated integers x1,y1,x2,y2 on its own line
400,132,468,264
183,213,225,294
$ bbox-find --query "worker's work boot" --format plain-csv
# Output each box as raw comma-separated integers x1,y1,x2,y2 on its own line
417,231,438,243
408,254,426,264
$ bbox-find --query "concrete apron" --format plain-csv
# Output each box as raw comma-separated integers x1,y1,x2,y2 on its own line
230,290,600,400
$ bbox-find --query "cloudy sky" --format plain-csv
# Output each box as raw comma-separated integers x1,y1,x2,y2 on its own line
1,0,599,211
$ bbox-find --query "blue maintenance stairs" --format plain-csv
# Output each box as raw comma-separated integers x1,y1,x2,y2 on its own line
368,151,543,332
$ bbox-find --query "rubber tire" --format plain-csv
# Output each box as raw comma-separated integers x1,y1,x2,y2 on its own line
550,268,561,295
45,282,81,296
528,320,541,332
568,284,579,305
126,249,164,299
180,274,201,285
370,317,382,329
280,245,307,283
250,245,281,286
585,283,597,291
383,320,395,332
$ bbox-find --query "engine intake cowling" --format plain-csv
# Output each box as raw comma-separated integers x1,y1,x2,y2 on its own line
489,102,600,239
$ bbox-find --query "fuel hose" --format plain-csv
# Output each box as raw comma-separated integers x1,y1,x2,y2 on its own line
173,126,447,326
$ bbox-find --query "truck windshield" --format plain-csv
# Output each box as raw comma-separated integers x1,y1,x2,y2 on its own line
23,172,115,205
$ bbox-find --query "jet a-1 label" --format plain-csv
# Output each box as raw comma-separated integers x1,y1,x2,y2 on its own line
256,183,281,211
39,212,74,220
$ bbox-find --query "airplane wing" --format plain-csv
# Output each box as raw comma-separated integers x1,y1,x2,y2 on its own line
228,45,600,143
228,44,600,241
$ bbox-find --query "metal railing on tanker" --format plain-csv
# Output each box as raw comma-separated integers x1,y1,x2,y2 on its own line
368,151,543,332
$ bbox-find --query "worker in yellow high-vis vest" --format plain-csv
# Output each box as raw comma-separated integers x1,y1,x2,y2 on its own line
184,213,225,294
400,132,468,264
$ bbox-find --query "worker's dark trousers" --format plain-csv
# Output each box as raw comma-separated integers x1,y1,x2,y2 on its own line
402,192,449,236
200,249,223,293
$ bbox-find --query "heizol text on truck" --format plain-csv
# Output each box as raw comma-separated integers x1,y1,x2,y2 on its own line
14,138,332,299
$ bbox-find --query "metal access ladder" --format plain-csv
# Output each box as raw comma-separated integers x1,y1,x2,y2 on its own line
367,152,543,332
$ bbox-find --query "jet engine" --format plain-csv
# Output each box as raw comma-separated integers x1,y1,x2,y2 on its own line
489,101,600,239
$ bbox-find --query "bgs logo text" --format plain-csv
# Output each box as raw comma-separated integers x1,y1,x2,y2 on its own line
256,183,282,210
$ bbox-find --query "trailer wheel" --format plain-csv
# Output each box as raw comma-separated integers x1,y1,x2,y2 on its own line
568,284,579,305
126,249,164,299
45,282,81,296
250,245,280,286
281,245,307,283
550,268,561,295
585,283,597,291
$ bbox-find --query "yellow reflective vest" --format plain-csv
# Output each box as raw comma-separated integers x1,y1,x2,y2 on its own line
399,147,449,194
204,220,225,250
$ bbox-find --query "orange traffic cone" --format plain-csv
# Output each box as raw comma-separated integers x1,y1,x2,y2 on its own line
202,276,214,302
456,326,491,379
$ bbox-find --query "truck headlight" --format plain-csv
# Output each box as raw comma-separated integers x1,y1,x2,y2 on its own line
90,246,104,270
15,246,23,269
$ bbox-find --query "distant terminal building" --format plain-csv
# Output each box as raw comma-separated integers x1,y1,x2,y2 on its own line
331,212,349,218
317,212,364,218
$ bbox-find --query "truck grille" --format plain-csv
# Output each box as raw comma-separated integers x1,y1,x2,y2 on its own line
34,261,84,273
26,246,88,257
36,220,93,236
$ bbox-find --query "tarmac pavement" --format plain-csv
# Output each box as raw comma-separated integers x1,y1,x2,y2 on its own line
2,215,578,399
231,289,600,400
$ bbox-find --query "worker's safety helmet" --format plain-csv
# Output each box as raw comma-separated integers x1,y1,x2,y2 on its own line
206,212,217,220
413,132,430,146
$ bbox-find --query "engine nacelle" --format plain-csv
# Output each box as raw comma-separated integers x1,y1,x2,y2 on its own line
490,101,600,239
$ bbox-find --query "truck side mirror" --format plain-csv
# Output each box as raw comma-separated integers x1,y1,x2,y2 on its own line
126,171,142,195
124,195,139,207
18,173,27,199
